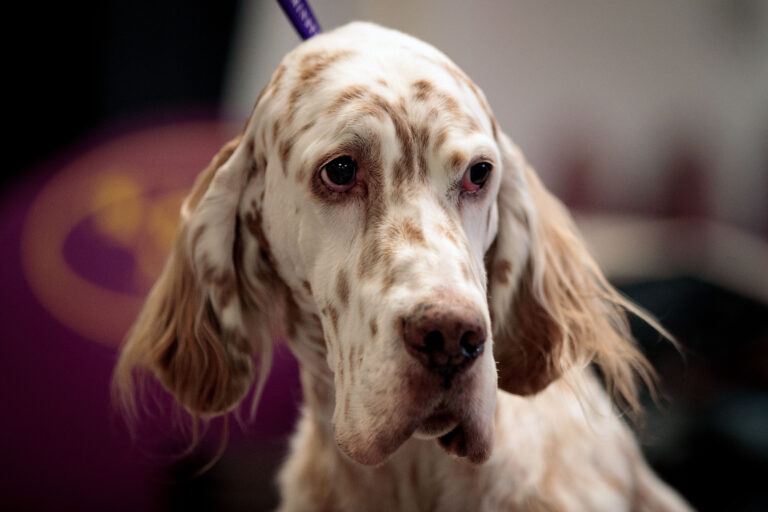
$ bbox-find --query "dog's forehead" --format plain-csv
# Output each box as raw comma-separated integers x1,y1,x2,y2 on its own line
298,22,458,81
268,22,492,130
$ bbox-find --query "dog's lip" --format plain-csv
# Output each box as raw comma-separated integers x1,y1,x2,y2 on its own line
413,407,459,439
438,424,468,457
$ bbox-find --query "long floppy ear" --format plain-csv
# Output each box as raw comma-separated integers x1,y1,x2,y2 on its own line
113,134,270,417
488,134,656,411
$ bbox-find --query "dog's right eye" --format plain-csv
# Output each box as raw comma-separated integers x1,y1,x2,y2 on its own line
320,156,358,192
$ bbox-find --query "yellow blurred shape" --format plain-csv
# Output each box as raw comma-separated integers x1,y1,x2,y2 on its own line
90,171,145,246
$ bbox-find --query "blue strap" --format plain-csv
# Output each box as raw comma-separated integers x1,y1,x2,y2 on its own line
276,0,322,40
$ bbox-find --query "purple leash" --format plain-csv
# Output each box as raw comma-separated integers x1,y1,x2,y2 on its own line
277,0,322,40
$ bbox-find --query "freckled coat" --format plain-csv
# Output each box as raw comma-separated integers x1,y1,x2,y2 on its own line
114,22,691,511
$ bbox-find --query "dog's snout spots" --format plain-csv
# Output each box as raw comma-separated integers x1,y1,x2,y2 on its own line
322,303,340,338
436,224,460,248
336,269,350,307
400,219,426,247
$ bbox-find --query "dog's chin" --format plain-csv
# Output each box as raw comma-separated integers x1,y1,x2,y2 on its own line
420,404,495,464
334,416,419,466
334,362,497,467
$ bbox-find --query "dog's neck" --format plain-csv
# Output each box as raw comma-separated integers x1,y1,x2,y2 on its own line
297,362,336,427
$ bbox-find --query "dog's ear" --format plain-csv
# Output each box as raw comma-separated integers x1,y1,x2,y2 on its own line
487,133,655,410
114,134,270,417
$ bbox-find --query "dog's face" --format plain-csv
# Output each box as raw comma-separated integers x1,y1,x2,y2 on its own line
115,22,652,468
246,24,512,464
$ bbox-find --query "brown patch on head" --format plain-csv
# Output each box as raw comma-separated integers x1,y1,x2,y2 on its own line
302,280,313,296
370,94,415,187
278,138,294,173
352,103,388,121
434,126,450,151
336,269,350,308
298,50,356,86
441,61,497,137
369,319,378,338
412,79,435,101
287,88,302,124
297,120,315,136
328,84,370,115
463,116,482,134
448,150,467,171
283,49,357,128
413,124,430,180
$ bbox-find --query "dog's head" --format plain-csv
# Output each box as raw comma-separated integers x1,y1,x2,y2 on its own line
115,22,654,466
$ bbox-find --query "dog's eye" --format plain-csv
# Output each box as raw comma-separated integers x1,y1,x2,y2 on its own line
321,156,358,192
461,162,492,193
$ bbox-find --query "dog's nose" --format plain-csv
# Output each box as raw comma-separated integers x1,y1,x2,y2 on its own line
402,302,486,380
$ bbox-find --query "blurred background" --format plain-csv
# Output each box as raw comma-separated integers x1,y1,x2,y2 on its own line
2,0,767,510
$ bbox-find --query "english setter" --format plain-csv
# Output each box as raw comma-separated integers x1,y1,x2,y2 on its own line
115,22,691,511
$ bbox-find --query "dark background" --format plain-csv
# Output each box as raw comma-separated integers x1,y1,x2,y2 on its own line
5,0,238,186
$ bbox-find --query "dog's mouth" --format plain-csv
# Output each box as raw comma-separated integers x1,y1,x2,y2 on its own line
413,407,459,439
413,404,490,462
333,344,497,467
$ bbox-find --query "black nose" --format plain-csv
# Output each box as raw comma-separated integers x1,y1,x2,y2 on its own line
402,302,486,384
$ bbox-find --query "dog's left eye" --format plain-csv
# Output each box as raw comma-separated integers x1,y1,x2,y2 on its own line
321,156,358,192
461,162,492,193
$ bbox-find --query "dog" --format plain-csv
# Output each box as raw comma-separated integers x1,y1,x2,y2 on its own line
114,22,692,511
